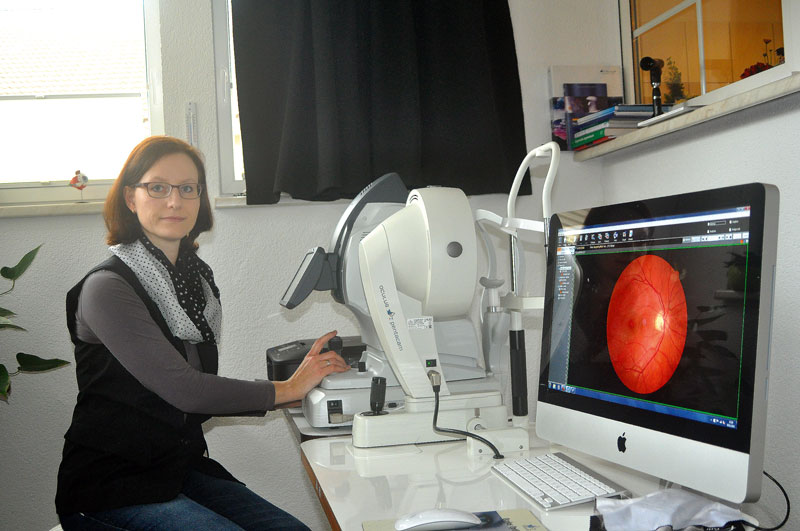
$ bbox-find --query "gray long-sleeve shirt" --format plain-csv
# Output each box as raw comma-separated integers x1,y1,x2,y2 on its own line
74,269,275,415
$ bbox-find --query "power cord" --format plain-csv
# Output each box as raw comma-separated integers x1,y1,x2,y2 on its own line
713,471,790,531
427,370,504,459
743,470,790,530
425,370,789,529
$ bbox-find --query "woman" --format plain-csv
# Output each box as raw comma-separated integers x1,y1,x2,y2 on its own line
56,136,350,530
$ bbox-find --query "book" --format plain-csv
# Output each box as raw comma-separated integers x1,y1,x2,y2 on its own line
548,65,622,151
574,105,616,126
606,118,641,128
574,135,615,151
614,103,670,114
361,508,545,531
564,83,606,150
563,85,622,150
572,128,608,147
575,104,673,126
573,121,610,139
573,121,641,146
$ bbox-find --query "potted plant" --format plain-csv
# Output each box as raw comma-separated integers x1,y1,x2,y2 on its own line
663,57,687,104
1,246,70,402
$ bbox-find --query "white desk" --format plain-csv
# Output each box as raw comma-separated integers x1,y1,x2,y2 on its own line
299,427,669,531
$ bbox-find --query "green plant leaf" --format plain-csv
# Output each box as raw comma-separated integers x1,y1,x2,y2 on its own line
16,352,70,372
1,245,42,281
0,306,15,318
0,315,25,331
0,364,9,402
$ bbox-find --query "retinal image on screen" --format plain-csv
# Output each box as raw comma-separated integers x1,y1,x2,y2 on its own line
537,183,778,503
548,204,755,429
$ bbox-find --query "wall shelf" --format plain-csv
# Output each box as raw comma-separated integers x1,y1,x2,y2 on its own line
574,72,800,161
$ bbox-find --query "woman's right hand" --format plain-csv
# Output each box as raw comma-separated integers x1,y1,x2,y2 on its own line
273,330,350,406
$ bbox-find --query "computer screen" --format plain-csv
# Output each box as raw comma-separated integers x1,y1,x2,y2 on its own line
536,183,779,503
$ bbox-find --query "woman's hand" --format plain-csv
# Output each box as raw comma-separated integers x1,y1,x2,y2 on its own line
273,330,350,406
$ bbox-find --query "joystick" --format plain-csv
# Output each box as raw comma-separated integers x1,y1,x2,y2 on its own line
327,335,343,355
364,376,388,416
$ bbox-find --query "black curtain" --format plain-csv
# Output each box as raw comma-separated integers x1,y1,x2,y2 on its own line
231,0,530,205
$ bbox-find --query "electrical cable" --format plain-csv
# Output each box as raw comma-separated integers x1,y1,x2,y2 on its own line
427,371,504,460
427,374,788,528
716,471,790,531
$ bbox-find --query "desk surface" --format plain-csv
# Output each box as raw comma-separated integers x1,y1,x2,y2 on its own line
300,428,667,531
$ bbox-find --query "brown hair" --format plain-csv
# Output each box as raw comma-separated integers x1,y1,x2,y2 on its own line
104,136,214,248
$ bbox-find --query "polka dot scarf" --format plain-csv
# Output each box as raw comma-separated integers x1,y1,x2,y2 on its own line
109,237,222,344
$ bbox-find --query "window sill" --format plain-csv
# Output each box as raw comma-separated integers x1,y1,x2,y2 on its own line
213,195,351,209
2,196,250,217
1,194,352,218
214,195,248,208
0,200,104,219
573,72,800,161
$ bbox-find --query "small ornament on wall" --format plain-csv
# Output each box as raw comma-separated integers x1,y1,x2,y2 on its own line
69,170,88,190
69,170,89,201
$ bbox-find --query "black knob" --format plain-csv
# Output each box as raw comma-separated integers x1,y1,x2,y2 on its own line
327,335,343,355
370,376,387,415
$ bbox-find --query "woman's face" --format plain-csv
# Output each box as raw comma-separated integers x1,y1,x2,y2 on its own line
124,152,201,255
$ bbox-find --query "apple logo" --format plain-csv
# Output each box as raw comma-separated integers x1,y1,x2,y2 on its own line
617,432,627,453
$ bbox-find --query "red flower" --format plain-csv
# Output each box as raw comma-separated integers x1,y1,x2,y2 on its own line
740,62,772,79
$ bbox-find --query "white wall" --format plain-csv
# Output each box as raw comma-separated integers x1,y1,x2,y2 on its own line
597,102,800,527
6,1,795,530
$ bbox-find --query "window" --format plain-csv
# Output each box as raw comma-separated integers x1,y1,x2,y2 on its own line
619,0,798,108
211,0,245,196
0,0,162,205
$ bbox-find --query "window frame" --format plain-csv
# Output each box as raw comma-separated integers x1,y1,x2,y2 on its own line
618,0,799,107
0,0,164,206
211,0,245,197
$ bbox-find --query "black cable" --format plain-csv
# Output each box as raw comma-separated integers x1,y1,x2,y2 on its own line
716,471,790,531
431,385,504,460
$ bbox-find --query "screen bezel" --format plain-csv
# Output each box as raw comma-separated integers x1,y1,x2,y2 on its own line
538,183,770,454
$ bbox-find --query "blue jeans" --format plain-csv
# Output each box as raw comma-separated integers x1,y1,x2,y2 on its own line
59,470,309,530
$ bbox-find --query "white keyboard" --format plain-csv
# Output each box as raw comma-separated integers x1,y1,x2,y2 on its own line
492,452,627,510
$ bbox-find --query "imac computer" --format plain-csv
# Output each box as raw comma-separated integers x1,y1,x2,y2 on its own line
536,183,779,503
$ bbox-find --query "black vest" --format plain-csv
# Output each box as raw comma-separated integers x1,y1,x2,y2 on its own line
55,256,236,515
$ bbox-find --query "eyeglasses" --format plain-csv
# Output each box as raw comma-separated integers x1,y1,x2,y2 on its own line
132,182,203,199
